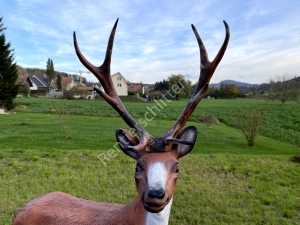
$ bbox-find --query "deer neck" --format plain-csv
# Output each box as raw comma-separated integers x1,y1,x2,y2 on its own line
145,198,173,225
122,197,173,225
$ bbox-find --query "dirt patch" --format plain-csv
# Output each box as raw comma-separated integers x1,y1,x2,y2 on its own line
14,105,27,112
198,115,220,124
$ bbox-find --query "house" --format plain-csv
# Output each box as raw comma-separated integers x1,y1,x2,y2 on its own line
62,77,75,90
128,82,143,93
60,77,75,90
76,83,101,99
111,72,129,96
15,76,33,97
53,76,75,91
29,75,54,95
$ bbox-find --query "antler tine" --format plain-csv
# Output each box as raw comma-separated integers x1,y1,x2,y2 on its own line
73,19,149,152
166,21,230,138
73,19,118,96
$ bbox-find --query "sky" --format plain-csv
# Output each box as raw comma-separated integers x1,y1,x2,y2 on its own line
1,0,300,84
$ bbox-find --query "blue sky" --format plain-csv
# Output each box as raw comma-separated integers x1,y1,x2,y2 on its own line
1,0,300,84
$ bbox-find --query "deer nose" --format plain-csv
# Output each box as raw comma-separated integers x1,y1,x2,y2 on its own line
148,189,165,199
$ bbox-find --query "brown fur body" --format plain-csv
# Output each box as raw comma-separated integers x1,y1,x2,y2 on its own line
13,192,146,225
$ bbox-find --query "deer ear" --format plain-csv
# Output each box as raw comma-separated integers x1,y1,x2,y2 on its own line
173,126,197,159
116,129,140,160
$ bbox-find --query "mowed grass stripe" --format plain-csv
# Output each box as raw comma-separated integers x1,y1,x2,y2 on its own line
13,97,300,147
0,112,299,154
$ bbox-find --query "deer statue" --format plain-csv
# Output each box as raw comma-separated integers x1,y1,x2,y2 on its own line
12,18,230,225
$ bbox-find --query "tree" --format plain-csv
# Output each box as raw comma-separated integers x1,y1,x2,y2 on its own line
236,108,265,146
56,74,62,91
204,86,220,98
0,16,18,110
168,74,192,99
268,74,300,105
220,82,224,90
35,69,44,77
17,66,29,76
154,79,169,91
25,67,45,76
205,83,239,99
0,16,6,33
222,84,239,98
46,58,55,78
18,85,30,96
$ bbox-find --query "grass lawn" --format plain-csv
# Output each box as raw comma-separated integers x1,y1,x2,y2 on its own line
13,97,300,146
0,112,299,155
0,98,300,224
0,151,299,224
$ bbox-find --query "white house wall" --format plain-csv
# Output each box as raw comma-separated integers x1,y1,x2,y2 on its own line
111,73,128,96
30,81,38,90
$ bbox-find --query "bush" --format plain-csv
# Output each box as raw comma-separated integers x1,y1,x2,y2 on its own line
63,90,75,100
18,85,30,96
128,91,135,96
236,108,266,146
289,153,300,163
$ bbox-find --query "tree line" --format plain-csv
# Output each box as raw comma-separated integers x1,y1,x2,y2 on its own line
152,74,300,104
152,75,241,100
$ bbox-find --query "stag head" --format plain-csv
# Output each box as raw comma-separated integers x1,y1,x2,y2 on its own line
73,18,230,213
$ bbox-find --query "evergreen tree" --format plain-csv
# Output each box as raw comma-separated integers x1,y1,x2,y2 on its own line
0,16,18,110
56,73,62,91
154,79,169,91
50,59,54,76
46,58,50,76
46,58,55,78
0,16,6,32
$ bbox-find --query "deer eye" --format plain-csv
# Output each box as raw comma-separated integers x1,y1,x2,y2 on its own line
173,166,179,173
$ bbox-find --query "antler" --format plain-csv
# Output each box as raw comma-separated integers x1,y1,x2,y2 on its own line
73,18,150,152
165,21,230,140
73,19,230,153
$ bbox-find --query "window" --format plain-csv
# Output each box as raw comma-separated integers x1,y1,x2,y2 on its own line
117,84,122,87
117,77,121,81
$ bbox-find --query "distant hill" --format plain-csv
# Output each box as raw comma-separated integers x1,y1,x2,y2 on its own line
209,80,259,88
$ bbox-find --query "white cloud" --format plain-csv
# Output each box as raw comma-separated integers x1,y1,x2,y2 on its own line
2,0,300,84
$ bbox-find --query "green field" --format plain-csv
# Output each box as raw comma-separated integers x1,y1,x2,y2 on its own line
0,98,299,224
13,97,300,146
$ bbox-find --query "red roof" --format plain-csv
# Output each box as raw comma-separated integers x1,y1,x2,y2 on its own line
15,76,32,86
128,83,142,92
54,77,73,89
62,77,73,89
